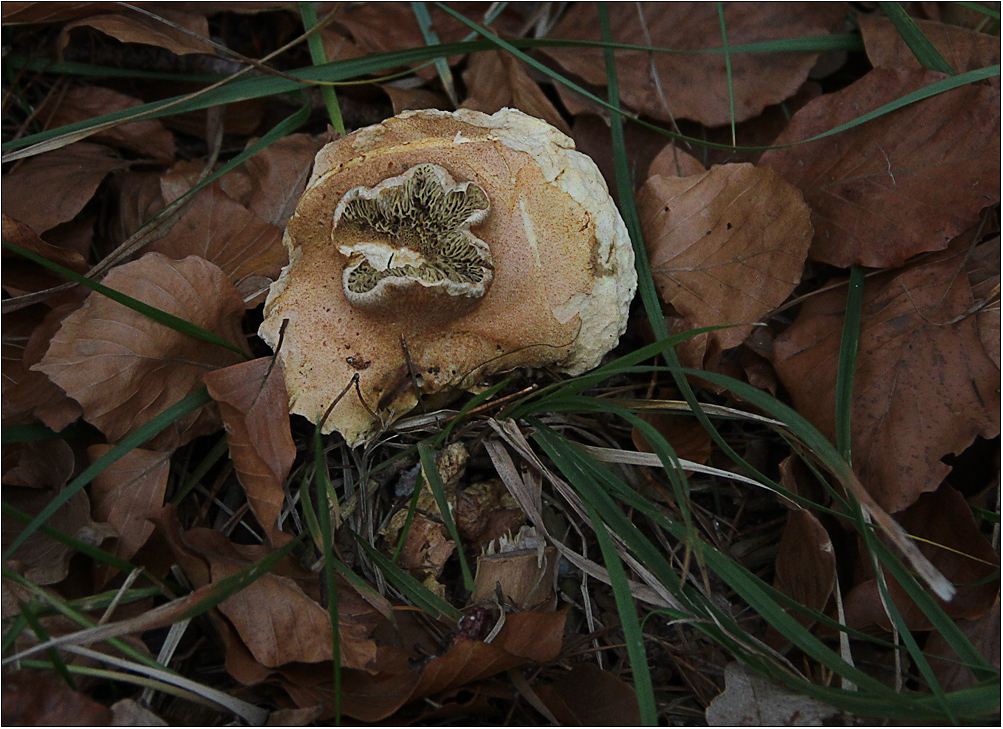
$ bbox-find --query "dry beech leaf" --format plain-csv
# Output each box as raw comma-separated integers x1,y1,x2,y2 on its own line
773,509,835,622
760,67,1000,268
860,15,1000,87
647,145,706,179
773,245,1000,512
570,113,676,196
706,662,840,726
58,7,212,56
0,670,113,726
146,184,286,305
2,305,83,431
2,439,74,490
535,662,641,726
337,609,567,722
35,253,248,445
2,215,89,297
1,142,125,235
382,86,451,115
110,699,168,726
639,163,812,361
462,50,571,135
39,86,175,163
843,483,999,632
88,445,170,573
926,597,1000,692
204,357,295,547
966,236,1000,370
2,488,112,586
176,526,381,671
2,3,122,24
544,3,847,126
219,133,326,229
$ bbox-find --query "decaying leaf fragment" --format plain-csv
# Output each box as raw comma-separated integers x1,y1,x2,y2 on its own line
34,253,249,445
706,662,840,726
773,244,1000,512
638,163,812,362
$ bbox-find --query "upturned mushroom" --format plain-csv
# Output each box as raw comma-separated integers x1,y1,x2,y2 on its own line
259,108,636,446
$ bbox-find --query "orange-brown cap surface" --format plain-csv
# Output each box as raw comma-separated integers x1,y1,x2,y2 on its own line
259,108,636,446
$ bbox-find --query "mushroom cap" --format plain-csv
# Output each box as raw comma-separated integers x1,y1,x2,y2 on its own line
259,108,636,446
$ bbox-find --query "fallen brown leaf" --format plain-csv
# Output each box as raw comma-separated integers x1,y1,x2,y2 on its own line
844,483,999,631
544,2,847,126
2,215,89,298
760,67,1000,268
1,439,74,490
147,184,286,305
926,597,1000,692
773,244,1000,512
88,445,170,582
58,6,212,56
204,357,296,547
2,304,83,431
535,662,641,726
462,50,571,135
1,143,126,235
39,86,175,163
3,487,113,585
773,508,835,625
1,669,113,726
35,252,249,446
639,163,812,362
860,15,1000,87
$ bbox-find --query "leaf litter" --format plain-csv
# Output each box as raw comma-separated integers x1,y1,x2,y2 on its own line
2,2,999,725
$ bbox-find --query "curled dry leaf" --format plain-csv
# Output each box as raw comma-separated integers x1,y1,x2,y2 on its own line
760,68,1001,268
462,51,571,135
535,663,641,727
35,252,249,446
1,142,125,235
859,15,1001,87
39,86,175,163
543,2,848,126
639,163,812,362
88,445,170,580
204,357,296,547
773,244,1000,513
58,6,212,56
843,483,999,632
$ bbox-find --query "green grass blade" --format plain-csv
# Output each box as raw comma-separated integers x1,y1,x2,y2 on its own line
312,427,342,724
411,1,459,106
2,241,249,359
417,442,474,591
2,388,212,561
301,2,346,133
18,600,76,688
585,502,657,725
835,266,865,462
2,423,87,444
170,435,230,506
879,2,957,75
716,3,737,146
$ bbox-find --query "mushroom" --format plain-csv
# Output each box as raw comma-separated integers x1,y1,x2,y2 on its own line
259,108,636,446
